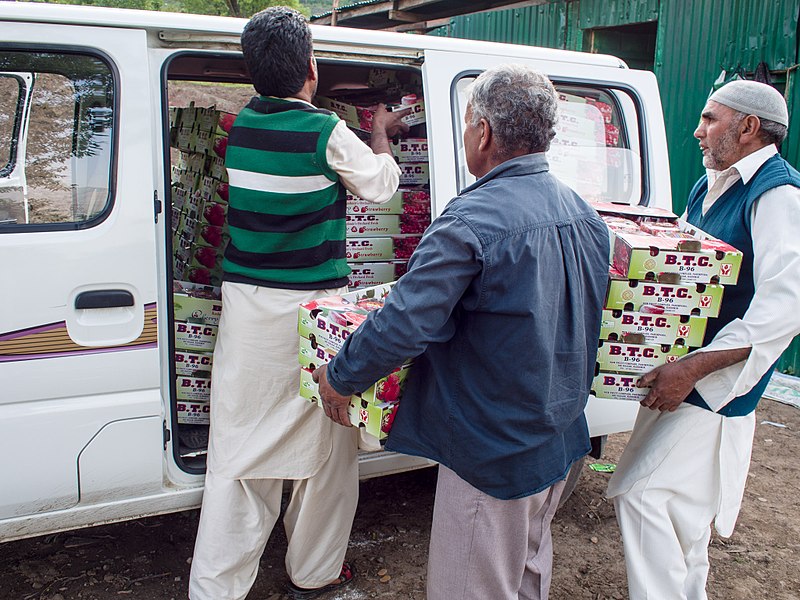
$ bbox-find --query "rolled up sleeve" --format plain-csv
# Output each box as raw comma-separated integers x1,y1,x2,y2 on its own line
326,120,401,203
694,184,800,410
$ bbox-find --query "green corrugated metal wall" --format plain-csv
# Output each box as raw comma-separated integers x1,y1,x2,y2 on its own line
432,0,800,373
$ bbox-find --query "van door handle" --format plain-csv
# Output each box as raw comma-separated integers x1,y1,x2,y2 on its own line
75,290,135,309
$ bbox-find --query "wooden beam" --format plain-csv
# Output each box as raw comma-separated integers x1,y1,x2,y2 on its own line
388,9,422,23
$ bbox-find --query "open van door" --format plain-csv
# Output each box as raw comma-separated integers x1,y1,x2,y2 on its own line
0,23,164,534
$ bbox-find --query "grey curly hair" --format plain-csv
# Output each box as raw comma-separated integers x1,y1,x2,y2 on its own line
468,64,558,156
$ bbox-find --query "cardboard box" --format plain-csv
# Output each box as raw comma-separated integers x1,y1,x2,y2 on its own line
348,262,407,288
174,350,213,376
605,268,724,318
611,225,742,285
176,399,211,425
591,371,648,402
299,366,407,440
591,201,678,221
346,235,422,262
390,138,429,162
600,309,707,347
298,335,337,370
297,283,394,352
173,293,222,326
176,375,212,403
596,340,689,375
399,162,429,186
346,188,431,216
175,321,218,351
346,214,400,236
316,96,426,133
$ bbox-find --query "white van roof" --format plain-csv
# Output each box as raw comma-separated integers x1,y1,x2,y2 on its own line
0,2,627,69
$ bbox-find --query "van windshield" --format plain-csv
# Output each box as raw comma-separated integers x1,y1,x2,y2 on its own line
454,77,643,205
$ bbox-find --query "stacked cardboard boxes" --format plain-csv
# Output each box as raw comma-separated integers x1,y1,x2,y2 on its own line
169,103,234,287
590,202,742,402
297,283,411,439
173,280,222,426
316,69,432,289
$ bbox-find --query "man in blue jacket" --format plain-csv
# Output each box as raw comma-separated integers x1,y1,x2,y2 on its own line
314,64,610,600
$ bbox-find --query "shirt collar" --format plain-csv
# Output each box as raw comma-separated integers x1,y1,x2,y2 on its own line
706,144,778,186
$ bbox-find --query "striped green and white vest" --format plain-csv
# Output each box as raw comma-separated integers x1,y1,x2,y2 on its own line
222,96,349,289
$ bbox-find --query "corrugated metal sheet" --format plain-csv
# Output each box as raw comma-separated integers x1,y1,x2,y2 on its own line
445,2,569,49
577,0,658,29
657,0,800,214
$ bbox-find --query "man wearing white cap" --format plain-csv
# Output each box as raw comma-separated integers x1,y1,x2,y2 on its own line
607,79,800,599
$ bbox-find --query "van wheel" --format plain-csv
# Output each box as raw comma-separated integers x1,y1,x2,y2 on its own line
557,456,585,509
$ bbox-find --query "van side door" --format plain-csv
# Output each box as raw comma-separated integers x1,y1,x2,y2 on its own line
0,23,163,528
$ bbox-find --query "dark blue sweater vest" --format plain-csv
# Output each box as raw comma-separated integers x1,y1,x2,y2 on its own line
684,153,800,416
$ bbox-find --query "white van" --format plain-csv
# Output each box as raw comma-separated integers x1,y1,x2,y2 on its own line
0,2,671,542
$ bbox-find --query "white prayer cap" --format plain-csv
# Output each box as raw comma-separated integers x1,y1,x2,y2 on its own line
709,80,788,126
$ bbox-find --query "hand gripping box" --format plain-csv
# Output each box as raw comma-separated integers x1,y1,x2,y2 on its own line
298,365,409,440
605,268,724,318
600,309,707,348
596,340,689,375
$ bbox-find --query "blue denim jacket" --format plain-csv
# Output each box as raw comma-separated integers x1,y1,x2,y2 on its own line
327,153,610,499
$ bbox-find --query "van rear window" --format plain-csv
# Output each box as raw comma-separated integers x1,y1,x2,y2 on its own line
0,51,114,228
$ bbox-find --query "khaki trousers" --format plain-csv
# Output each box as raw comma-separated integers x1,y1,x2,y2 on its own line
427,465,566,600
188,422,358,600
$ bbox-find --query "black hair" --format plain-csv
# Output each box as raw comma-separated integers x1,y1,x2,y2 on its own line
241,6,313,98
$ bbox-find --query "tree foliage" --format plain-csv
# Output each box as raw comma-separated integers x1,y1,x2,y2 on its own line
36,0,308,18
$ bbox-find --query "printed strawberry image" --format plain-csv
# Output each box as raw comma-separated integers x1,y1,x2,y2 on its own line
217,112,235,133
188,268,212,285
377,373,401,403
194,246,218,269
212,135,228,158
381,405,397,433
215,183,229,202
200,226,224,248
203,202,226,227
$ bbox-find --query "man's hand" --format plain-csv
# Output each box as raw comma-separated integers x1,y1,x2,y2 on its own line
312,364,353,427
637,359,698,412
372,103,411,138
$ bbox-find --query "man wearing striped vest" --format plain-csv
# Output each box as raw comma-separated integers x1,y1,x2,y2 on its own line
189,7,409,600
608,80,800,599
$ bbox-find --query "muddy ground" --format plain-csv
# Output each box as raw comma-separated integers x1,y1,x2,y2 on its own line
2,398,798,600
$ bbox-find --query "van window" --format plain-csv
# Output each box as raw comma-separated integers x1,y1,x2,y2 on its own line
454,75,644,205
0,51,114,228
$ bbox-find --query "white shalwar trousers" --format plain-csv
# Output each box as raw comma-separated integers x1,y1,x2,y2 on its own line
607,404,755,600
188,421,359,600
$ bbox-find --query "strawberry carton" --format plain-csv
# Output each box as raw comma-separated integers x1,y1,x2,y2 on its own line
299,365,409,440
600,309,707,348
176,399,211,425
346,214,401,236
390,138,429,162
297,283,394,352
399,162,429,186
346,190,405,215
175,321,218,351
605,267,724,318
347,262,407,288
215,110,236,136
611,225,742,285
174,350,214,377
189,245,224,274
596,340,689,375
199,200,227,228
173,288,223,326
298,335,337,370
176,375,212,403
346,235,422,262
591,371,649,402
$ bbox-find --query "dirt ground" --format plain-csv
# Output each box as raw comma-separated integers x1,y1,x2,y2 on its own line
1,397,798,600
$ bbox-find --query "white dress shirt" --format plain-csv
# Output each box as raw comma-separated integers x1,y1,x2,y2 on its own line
691,144,800,410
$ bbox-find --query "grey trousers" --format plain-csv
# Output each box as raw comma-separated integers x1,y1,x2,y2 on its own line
427,465,566,600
